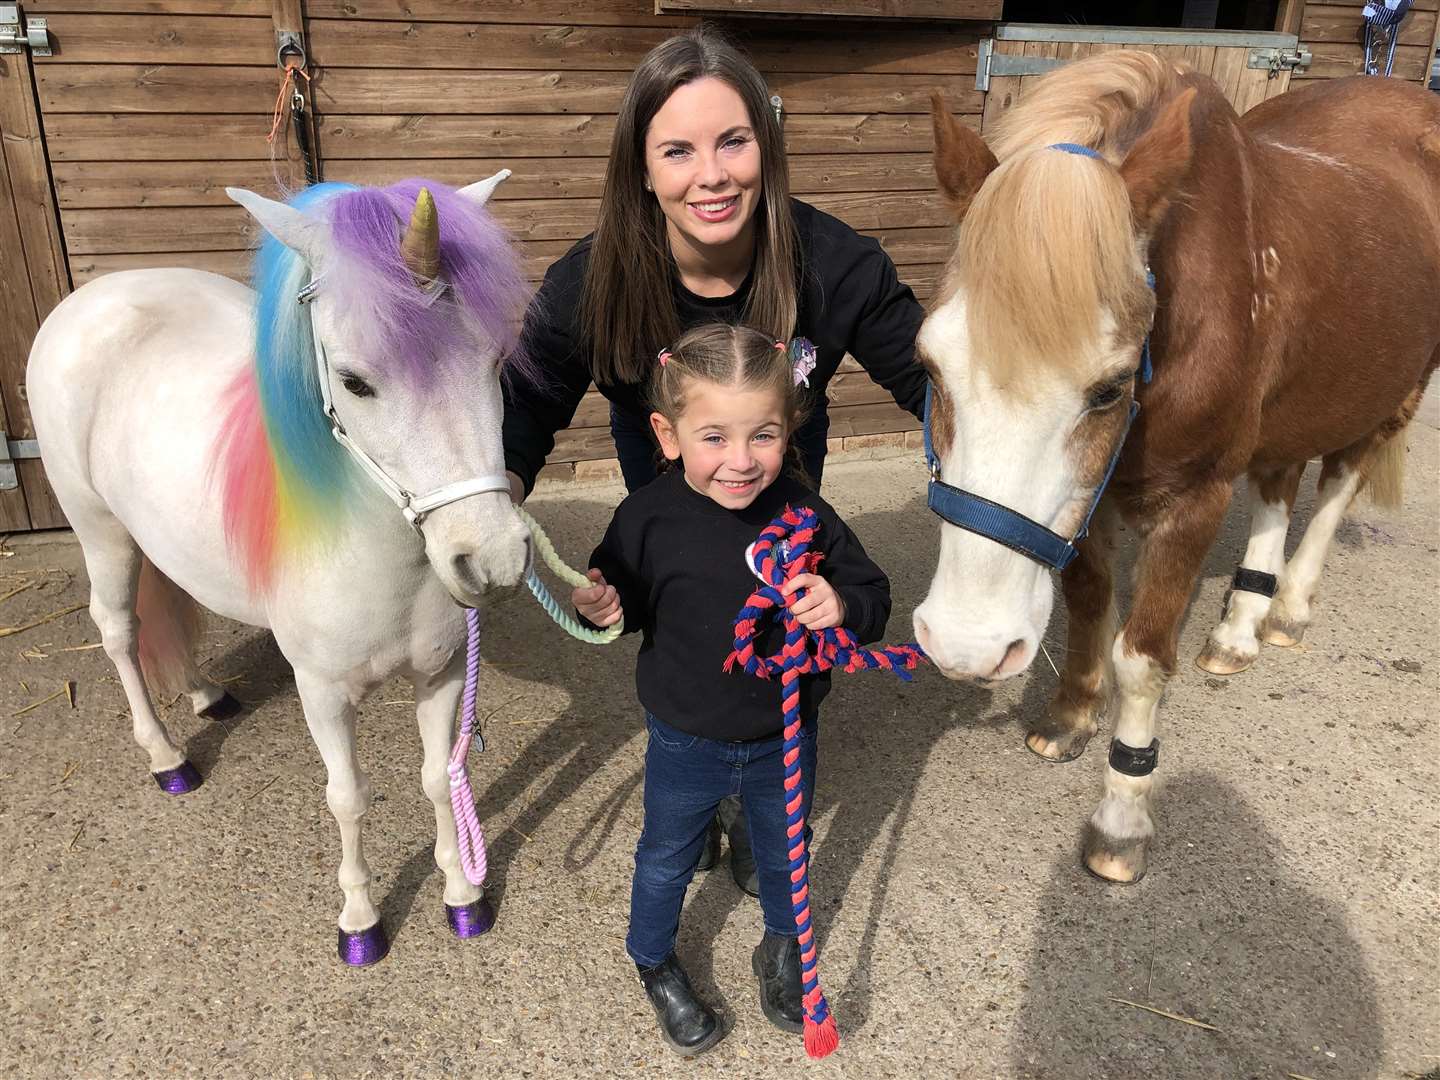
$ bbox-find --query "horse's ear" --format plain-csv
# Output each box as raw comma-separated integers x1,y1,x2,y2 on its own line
226,188,326,260
1119,87,1196,232
931,92,997,220
457,168,512,207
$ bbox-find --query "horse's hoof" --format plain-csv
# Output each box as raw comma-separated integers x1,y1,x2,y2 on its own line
1260,617,1305,648
446,897,495,939
1195,639,1256,676
338,922,389,966
1082,828,1148,884
200,692,244,721
1025,727,1093,763
152,760,203,794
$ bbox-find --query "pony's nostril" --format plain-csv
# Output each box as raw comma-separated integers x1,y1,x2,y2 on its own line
914,615,931,652
451,552,486,593
993,638,1028,678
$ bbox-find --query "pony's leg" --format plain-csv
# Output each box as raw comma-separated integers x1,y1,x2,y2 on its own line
75,516,191,780
1196,466,1303,675
412,663,491,936
293,668,386,964
1028,503,1118,763
1086,478,1233,884
134,558,239,721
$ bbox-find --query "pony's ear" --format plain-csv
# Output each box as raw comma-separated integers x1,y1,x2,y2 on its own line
931,92,997,220
226,187,327,260
457,169,512,207
1119,88,1196,232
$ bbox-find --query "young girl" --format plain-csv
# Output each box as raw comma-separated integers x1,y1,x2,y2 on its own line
572,323,893,1056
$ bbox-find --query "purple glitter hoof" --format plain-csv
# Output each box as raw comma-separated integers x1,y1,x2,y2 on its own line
446,897,495,939
338,922,389,966
152,760,203,794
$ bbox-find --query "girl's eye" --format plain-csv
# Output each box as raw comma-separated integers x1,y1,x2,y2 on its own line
704,434,724,446
340,374,374,399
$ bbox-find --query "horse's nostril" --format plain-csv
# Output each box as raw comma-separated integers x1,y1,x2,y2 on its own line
993,638,1027,678
451,552,486,593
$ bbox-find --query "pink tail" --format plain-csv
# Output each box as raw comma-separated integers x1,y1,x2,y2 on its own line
136,558,203,701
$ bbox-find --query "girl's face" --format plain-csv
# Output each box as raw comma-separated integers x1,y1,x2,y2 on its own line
643,77,763,263
650,378,787,510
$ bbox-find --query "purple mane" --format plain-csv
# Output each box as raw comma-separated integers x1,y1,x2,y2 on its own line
322,178,534,386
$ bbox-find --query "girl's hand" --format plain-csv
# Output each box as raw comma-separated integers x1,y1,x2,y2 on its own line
783,574,846,630
573,568,622,627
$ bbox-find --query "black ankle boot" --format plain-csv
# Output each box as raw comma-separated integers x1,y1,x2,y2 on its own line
636,955,724,1056
717,796,759,897
751,933,804,1033
695,816,721,873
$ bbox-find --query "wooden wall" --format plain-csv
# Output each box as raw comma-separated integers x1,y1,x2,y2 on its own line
1292,0,1439,84
27,0,987,482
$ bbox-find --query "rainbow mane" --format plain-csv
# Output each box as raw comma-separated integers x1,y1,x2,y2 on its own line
213,179,531,591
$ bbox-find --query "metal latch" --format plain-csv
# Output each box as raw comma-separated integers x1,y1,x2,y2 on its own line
975,40,1067,91
0,5,50,55
0,432,42,491
1248,46,1311,77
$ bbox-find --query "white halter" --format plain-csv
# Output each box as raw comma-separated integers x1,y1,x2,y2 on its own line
298,275,511,533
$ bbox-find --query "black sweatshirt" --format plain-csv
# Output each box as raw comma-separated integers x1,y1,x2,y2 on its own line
504,198,929,495
587,469,891,742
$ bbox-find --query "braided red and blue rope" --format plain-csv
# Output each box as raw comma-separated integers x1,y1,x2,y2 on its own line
723,505,926,1059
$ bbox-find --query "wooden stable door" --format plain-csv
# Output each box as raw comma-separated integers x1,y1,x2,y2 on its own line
977,25,1307,133
0,27,69,532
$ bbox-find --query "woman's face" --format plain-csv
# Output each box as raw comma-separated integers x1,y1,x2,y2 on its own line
643,77,763,264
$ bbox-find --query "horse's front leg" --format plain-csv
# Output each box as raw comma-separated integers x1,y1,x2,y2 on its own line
1086,478,1233,884
412,661,493,938
1028,503,1118,762
293,668,387,964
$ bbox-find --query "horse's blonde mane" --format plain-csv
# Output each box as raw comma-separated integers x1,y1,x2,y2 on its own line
953,52,1178,379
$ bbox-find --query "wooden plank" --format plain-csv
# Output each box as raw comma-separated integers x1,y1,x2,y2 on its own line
313,0,694,24
28,1,269,13
308,18,983,74
1302,3,1435,45
981,39,1025,133
45,111,972,162
1182,43,1217,76
1231,62,1275,114
36,64,984,117
52,151,947,208
654,0,998,17
273,0,303,33
70,250,255,285
0,86,36,530
825,399,919,438
1208,44,1248,104
0,52,70,529
31,14,275,64
1293,41,1429,79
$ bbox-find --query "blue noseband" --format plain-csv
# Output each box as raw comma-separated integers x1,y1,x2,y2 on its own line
922,142,1156,573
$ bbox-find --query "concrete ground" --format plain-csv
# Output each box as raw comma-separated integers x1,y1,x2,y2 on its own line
0,418,1435,1080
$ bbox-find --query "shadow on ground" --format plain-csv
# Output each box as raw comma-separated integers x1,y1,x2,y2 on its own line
1011,771,1382,1080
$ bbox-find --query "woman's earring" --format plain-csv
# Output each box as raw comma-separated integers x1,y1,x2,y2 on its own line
643,177,653,192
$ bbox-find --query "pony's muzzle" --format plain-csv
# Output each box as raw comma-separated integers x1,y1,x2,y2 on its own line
913,611,1035,681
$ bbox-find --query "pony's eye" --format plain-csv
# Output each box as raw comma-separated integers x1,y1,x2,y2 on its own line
1084,379,1126,412
340,374,374,399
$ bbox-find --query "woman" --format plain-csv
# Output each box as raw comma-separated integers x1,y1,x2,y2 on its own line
503,27,928,894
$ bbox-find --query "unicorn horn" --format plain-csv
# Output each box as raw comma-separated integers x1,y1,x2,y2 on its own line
401,187,441,283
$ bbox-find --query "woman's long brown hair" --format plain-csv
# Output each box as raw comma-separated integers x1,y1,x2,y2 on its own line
580,27,799,385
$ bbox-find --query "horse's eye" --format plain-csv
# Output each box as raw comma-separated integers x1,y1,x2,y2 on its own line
340,374,374,398
1084,379,1126,412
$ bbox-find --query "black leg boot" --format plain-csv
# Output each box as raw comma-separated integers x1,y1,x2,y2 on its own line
636,955,724,1056
716,795,759,898
751,932,804,1033
695,815,722,873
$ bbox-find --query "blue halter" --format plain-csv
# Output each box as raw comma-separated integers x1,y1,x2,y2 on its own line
922,142,1155,573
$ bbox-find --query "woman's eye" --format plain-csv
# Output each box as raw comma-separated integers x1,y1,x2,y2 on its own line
753,432,775,444
340,374,374,399
663,147,689,160
723,136,750,150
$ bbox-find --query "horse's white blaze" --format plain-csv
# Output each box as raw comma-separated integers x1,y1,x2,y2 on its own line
914,293,1132,681
1091,632,1165,843
1206,481,1291,659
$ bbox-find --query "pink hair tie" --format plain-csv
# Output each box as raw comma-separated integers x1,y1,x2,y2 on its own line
657,349,672,367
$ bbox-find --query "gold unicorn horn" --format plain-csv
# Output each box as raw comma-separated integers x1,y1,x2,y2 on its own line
401,187,440,283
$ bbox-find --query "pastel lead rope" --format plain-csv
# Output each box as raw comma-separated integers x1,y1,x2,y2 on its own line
448,508,626,888
724,506,927,1059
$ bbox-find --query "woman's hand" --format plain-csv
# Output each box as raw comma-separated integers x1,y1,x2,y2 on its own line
573,568,622,627
782,574,846,630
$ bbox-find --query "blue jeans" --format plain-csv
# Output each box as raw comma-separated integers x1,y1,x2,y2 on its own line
610,403,830,495
626,713,819,968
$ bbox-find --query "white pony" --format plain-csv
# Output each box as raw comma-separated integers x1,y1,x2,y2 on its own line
27,173,532,963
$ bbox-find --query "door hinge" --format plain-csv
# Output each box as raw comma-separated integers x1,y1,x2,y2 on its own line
0,5,51,56
0,432,42,491
1248,46,1311,77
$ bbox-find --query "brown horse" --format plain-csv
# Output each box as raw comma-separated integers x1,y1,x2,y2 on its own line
913,52,1439,882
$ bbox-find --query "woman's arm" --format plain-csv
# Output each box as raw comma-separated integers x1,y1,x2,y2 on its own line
503,243,596,499
840,241,929,421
